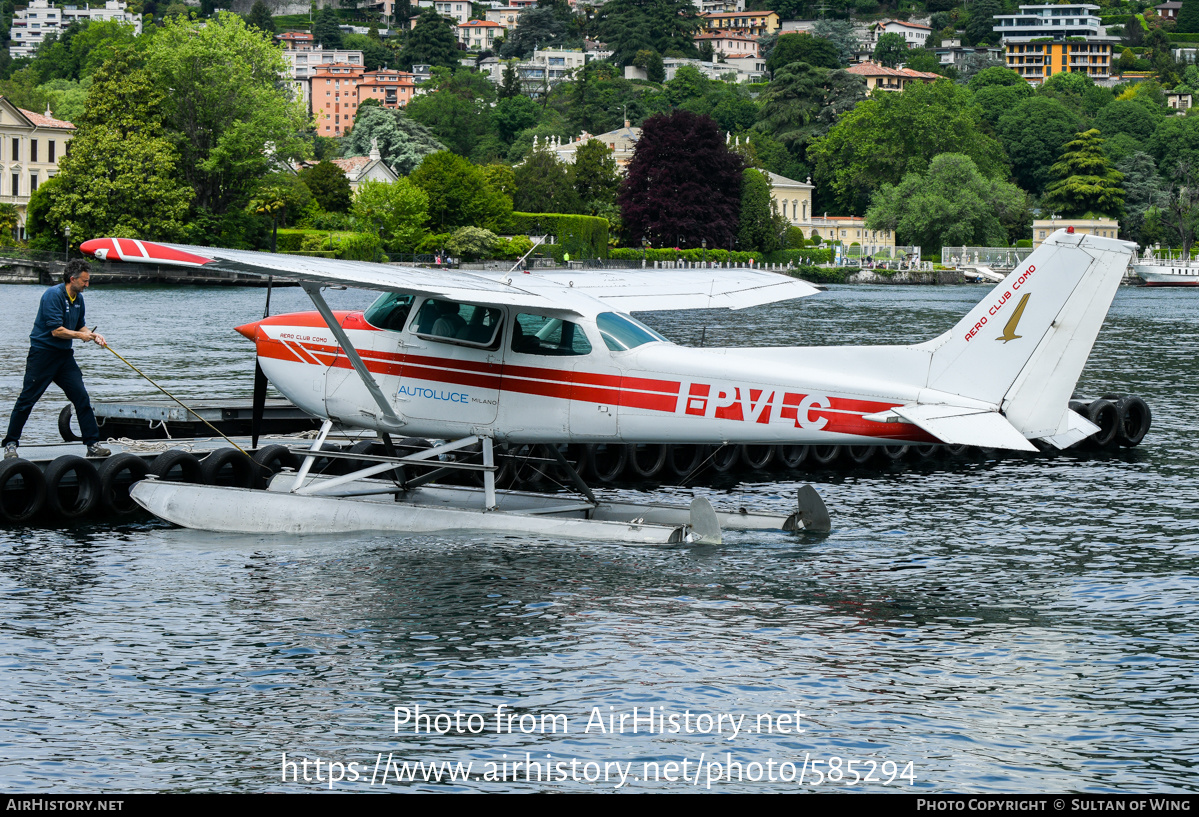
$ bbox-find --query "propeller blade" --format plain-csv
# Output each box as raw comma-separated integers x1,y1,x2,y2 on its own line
252,358,268,449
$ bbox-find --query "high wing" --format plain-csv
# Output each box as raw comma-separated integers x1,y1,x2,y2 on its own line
78,238,820,314
519,268,821,311
79,238,570,311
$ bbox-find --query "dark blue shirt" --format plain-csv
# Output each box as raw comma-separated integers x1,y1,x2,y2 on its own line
30,283,85,351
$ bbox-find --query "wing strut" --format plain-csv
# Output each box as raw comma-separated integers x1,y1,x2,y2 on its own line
303,283,405,431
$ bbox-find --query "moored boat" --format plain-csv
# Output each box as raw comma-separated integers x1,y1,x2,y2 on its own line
1132,249,1199,286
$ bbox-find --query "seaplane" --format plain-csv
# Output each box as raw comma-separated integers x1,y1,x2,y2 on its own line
80,228,1134,545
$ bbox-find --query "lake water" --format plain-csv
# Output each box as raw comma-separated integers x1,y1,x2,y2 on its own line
1,281,1196,792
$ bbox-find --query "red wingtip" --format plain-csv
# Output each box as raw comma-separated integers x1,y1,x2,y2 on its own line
79,238,112,259
235,321,261,341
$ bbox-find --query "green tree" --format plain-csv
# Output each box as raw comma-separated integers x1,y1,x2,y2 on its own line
498,61,521,99
245,0,275,34
592,0,700,67
399,8,460,71
809,79,1008,214
757,62,867,161
498,6,571,59
1041,130,1125,218
1148,115,1199,175
1178,0,1199,33
872,32,907,68
405,69,494,156
343,32,396,72
146,13,309,218
767,33,841,74
44,51,193,243
866,153,1028,253
903,48,941,74
409,151,512,231
514,147,580,213
572,138,620,216
301,161,353,213
312,6,343,50
1116,151,1160,243
445,226,500,260
737,168,783,252
995,96,1082,196
352,178,430,250
812,19,857,67
342,106,446,175
965,0,1000,46
491,94,540,143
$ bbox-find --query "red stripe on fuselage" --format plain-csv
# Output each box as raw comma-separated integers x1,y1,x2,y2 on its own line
256,325,934,441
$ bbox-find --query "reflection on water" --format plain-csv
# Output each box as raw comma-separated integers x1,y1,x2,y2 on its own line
1,283,1197,792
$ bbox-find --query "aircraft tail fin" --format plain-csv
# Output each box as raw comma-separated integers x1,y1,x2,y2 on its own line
912,229,1133,447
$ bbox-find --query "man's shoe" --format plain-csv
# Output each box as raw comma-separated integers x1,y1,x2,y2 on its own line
86,443,111,458
3,442,16,459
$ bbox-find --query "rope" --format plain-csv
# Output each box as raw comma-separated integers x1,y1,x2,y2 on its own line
104,437,196,454
103,344,252,458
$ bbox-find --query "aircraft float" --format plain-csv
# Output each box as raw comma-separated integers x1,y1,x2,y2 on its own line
80,228,1135,544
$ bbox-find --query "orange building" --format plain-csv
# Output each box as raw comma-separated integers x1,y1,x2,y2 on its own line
312,63,420,136
357,69,419,109
312,63,365,136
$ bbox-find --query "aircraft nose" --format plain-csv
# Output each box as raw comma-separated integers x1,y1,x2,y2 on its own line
235,320,261,341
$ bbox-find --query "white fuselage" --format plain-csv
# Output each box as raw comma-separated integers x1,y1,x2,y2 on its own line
246,303,938,447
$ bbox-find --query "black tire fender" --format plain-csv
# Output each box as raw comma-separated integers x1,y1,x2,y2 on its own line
58,404,80,442
776,444,809,469
43,455,100,519
710,444,740,473
810,445,842,466
665,445,706,480
586,443,628,484
0,458,47,523
845,445,875,465
200,448,258,488
1115,395,1151,447
739,444,776,471
879,444,909,461
628,443,668,479
148,449,203,483
252,444,301,488
96,453,150,516
1086,399,1120,449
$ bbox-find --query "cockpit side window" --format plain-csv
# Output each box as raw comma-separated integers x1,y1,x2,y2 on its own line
411,298,503,348
511,314,593,356
596,312,668,352
364,292,415,332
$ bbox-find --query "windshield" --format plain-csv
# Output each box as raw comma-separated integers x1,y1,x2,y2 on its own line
596,312,668,352
364,292,415,332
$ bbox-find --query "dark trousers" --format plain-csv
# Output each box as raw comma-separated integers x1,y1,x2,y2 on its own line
4,346,101,447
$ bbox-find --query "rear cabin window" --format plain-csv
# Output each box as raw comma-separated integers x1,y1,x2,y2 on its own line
364,292,415,331
511,314,593,356
411,298,503,347
596,312,667,352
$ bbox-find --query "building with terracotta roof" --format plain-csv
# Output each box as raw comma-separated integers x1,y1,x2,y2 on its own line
312,63,366,137
456,19,504,50
845,61,940,91
0,98,74,236
702,10,779,37
358,70,419,109
866,19,932,48
694,32,761,58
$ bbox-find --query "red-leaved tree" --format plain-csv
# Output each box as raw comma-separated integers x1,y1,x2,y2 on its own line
618,111,744,249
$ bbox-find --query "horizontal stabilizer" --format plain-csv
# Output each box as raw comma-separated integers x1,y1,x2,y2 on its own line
893,404,1039,452
1036,408,1099,450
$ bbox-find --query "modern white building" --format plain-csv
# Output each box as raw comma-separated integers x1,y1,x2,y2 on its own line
10,0,141,59
993,4,1106,40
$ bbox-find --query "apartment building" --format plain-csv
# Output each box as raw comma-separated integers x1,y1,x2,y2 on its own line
845,62,940,91
994,3,1117,82
702,11,780,37
10,0,141,59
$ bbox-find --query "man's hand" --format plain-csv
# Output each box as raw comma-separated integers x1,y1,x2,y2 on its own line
90,332,106,347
